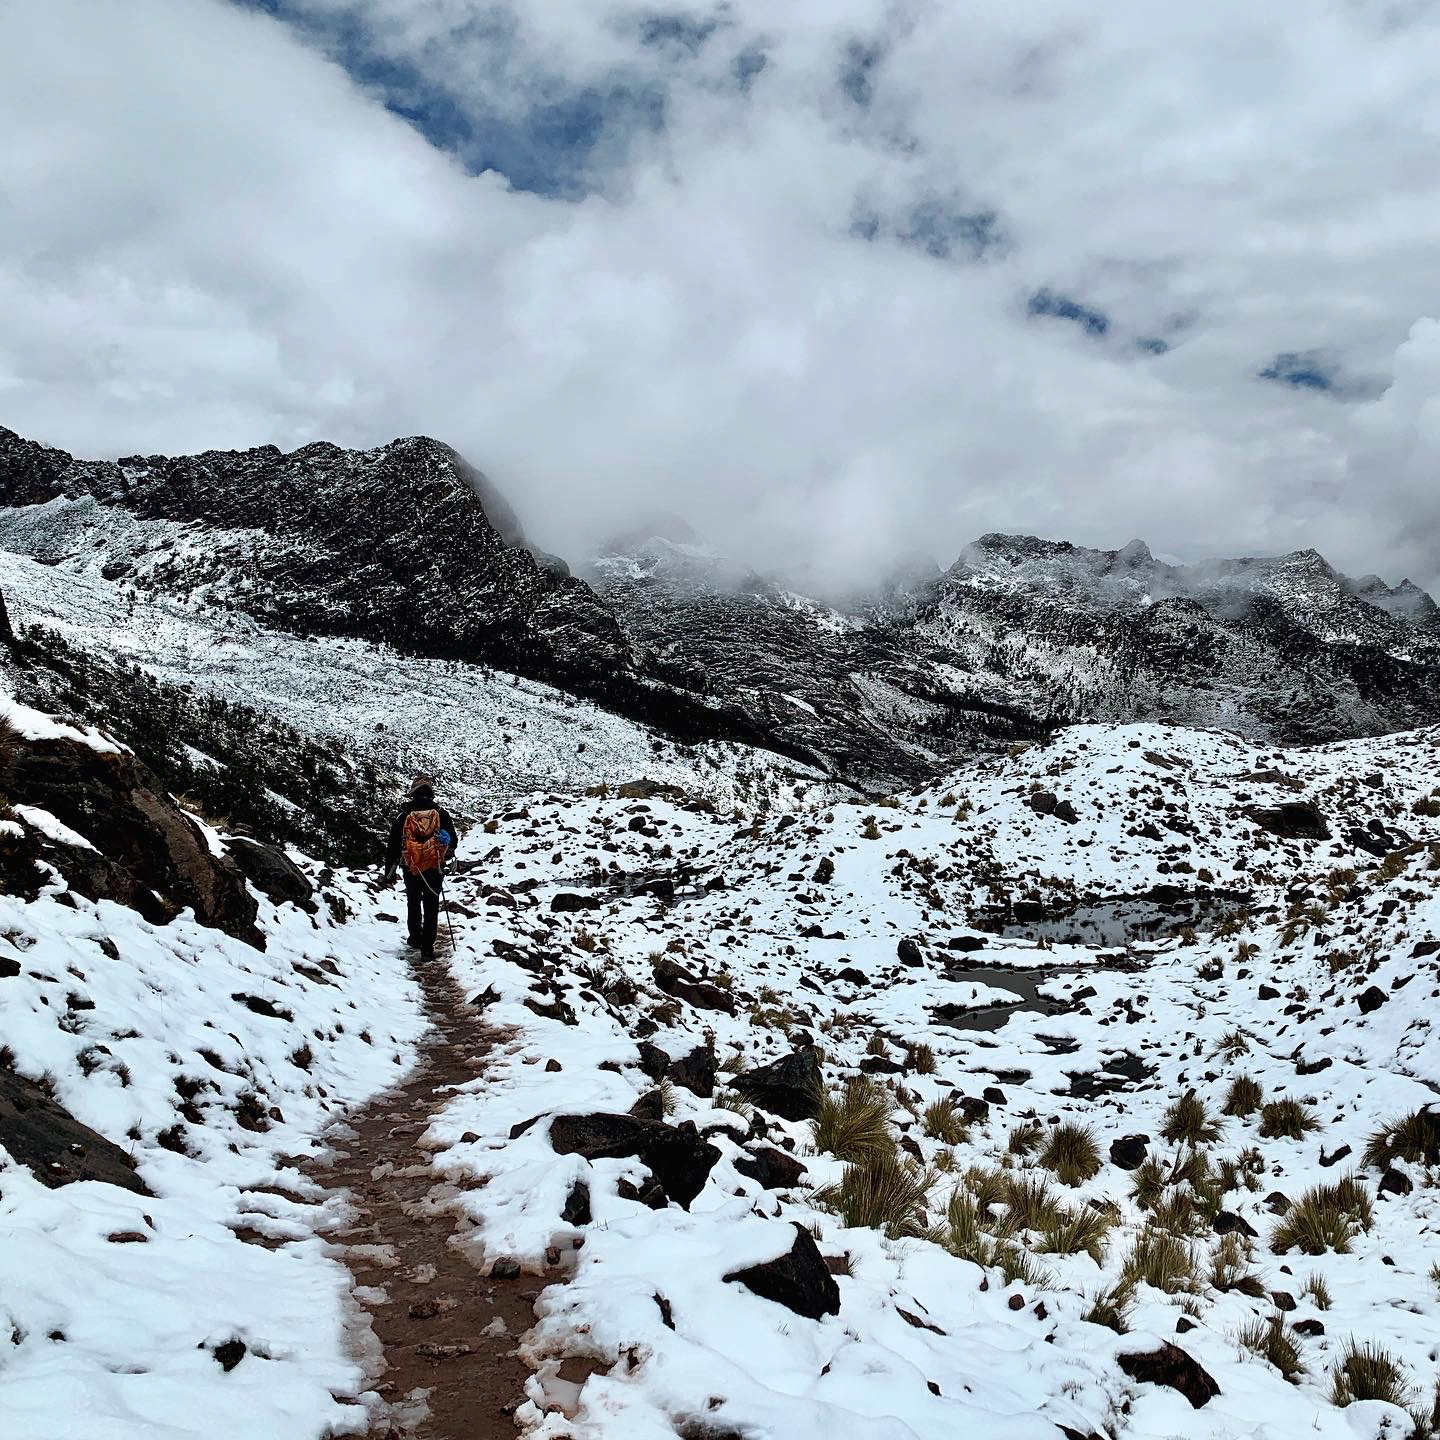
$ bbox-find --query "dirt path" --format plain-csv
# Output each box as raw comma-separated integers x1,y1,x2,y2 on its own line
307,945,545,1440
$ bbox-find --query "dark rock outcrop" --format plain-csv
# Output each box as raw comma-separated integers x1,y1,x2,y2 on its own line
652,958,736,1015
1117,1343,1220,1409
1246,802,1330,841
1109,1134,1149,1170
0,1061,150,1194
5,731,261,946
226,836,314,910
731,1050,822,1121
548,1112,720,1209
723,1222,840,1319
735,1146,808,1191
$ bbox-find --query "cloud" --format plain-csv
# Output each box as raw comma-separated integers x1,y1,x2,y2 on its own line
2,0,1440,589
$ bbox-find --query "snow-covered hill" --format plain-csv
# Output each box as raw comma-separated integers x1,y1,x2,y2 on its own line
8,669,1438,1439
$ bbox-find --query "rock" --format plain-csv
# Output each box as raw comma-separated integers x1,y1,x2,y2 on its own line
1378,1166,1413,1198
897,937,924,966
0,1062,150,1194
1270,1291,1296,1312
835,967,868,985
1264,1191,1291,1215
652,957,736,1015
551,892,602,913
1257,984,1280,1001
812,857,834,884
628,1089,665,1122
1212,1211,1257,1238
226,836,315,910
734,1145,808,1191
1109,1134,1149,1170
1245,802,1330,841
722,1222,840,1320
947,935,987,952
5,733,261,946
731,1050,822,1121
1293,1319,1326,1337
209,1338,247,1372
548,1112,720,1209
1116,1343,1220,1409
561,1181,592,1225
669,1045,717,1099
982,1086,1007,1105
1357,985,1387,1014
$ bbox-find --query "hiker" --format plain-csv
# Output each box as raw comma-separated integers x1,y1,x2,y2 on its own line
381,775,461,960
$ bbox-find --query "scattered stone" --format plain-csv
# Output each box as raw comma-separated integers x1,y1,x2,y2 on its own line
653,958,736,1015
1357,985,1387,1014
1245,802,1330,841
731,1050,822,1122
1116,1343,1219,1409
209,1338,247,1372
226,837,315,911
734,1146,808,1191
561,1181,592,1225
549,1113,720,1209
1109,1134,1149,1170
1378,1167,1413,1198
1212,1211,1257,1238
722,1223,840,1320
550,892,601,912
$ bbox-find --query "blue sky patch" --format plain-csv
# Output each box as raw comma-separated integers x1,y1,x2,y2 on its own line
1259,350,1336,391
1027,288,1110,337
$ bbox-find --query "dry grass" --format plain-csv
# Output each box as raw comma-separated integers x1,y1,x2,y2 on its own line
1121,1226,1196,1294
905,1043,937,1075
1161,1091,1222,1146
1036,1204,1113,1263
1223,1074,1264,1117
1209,1232,1265,1297
1039,1122,1102,1186
1082,1282,1134,1334
1271,1177,1373,1255
815,1152,934,1238
1259,1097,1321,1140
922,1097,967,1146
1328,1339,1414,1410
1363,1108,1440,1169
1007,1120,1044,1158
812,1077,894,1164
1235,1313,1304,1382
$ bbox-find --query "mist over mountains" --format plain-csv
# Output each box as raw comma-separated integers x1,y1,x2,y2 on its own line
3,424,1439,796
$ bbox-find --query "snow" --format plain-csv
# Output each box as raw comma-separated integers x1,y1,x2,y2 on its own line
11,803,97,850
3,695,122,754
5,692,1440,1439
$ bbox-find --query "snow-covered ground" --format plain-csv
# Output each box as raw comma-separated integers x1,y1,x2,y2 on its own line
5,700,1440,1439
0,543,821,817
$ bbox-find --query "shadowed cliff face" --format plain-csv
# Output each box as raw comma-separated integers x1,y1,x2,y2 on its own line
4,426,1440,796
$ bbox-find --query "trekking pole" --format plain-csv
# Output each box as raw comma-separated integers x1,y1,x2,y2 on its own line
440,870,458,955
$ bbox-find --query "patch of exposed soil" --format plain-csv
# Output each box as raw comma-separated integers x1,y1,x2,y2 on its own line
303,945,549,1439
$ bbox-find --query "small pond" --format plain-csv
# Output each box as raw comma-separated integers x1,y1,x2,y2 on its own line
969,891,1252,948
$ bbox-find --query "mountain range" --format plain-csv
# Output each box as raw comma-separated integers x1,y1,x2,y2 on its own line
2,423,1438,796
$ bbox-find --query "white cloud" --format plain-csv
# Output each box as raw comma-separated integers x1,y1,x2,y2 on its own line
2,0,1439,589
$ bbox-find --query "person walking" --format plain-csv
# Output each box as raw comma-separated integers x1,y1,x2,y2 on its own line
381,775,461,960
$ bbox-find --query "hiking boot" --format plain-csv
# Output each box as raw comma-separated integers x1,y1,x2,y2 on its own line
418,945,435,962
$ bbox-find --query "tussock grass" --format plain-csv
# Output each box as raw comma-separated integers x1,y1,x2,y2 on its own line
1209,1233,1265,1297
1259,1097,1321,1140
865,1032,891,1058
1363,1108,1440,1169
1302,1273,1332,1310
1161,1091,1222,1146
1271,1176,1373,1255
713,1092,754,1121
1223,1074,1264,1117
815,1152,934,1238
1215,1029,1250,1060
964,1165,1008,1214
1007,1120,1044,1158
1039,1123,1102,1186
1082,1283,1134,1334
1121,1227,1196,1294
1129,1158,1167,1211
905,1043,937,1075
1328,1339,1414,1410
922,1097,966,1146
1036,1204,1113,1263
1003,1174,1067,1232
1235,1313,1304,1382
812,1077,894,1164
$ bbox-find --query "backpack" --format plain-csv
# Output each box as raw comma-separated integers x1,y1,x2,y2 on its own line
402,808,450,875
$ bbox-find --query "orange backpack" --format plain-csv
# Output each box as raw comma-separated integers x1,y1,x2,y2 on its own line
402,809,449,875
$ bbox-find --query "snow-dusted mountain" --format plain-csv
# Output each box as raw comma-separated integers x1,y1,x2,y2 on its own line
3,424,1440,807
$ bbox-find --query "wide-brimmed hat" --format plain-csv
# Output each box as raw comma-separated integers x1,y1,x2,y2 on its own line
408,773,435,796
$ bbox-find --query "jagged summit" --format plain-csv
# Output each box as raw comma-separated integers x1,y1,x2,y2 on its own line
3,425,1440,789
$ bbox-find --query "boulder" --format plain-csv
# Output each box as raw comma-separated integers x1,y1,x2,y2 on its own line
731,1050,822,1121
897,937,924,966
6,733,261,946
1245,802,1330,841
1357,985,1387,1014
653,957,736,1015
1109,1134,1150,1170
735,1146,808,1191
226,836,315,910
638,1040,717,1098
551,892,602,913
0,1061,150,1194
1117,1343,1219,1409
548,1112,720,1209
723,1223,840,1320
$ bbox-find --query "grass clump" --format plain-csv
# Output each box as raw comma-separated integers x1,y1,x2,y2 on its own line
1002,1174,1067,1231
1006,1120,1044,1158
1129,1158,1167,1211
1039,1122,1102,1185
1271,1177,1373,1256
1259,1097,1321,1140
922,1097,966,1146
1209,1233,1265,1297
1082,1282,1134,1334
1223,1074,1264,1118
1235,1313,1304,1382
1363,1108,1440,1170
1328,1339,1414,1410
811,1077,894,1164
815,1152,934,1238
1161,1091,1222,1146
1215,1029,1250,1060
1121,1227,1196,1294
1036,1204,1113,1264
905,1043,937,1075
1302,1273,1332,1310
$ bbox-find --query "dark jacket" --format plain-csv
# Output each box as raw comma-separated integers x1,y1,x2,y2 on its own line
386,796,461,873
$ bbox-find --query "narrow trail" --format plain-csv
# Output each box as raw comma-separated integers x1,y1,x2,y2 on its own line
307,943,544,1440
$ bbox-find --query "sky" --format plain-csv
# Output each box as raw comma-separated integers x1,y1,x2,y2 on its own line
2,0,1440,589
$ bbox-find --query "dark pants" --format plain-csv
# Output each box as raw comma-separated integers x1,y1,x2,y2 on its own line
404,868,442,954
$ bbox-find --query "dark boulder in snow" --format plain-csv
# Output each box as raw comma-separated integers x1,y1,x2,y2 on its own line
735,1145,808,1191
1357,984,1387,1014
731,1049,822,1121
723,1222,840,1320
6,732,262,947
1109,1134,1149,1170
652,957,736,1014
1117,1342,1219,1408
548,1112,720,1209
227,836,315,910
551,892,602,913
637,1041,716,1098
1245,801,1330,841
0,1060,150,1195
